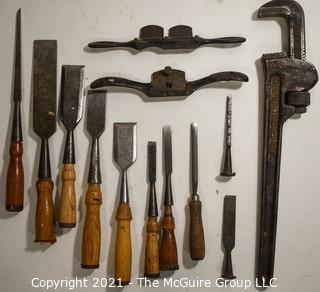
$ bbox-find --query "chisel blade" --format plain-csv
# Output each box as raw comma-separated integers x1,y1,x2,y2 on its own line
222,195,236,252
33,40,57,138
13,9,21,103
60,65,85,130
86,90,106,139
113,123,137,170
191,123,198,194
163,126,172,174
148,141,156,183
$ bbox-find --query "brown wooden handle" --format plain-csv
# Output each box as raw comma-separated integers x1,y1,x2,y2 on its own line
81,183,102,269
59,163,77,227
115,203,132,285
35,179,56,243
159,206,179,270
6,142,24,211
144,217,160,278
189,199,205,260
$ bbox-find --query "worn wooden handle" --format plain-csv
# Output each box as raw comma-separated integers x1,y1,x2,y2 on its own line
115,203,132,285
6,142,24,211
81,183,102,269
189,199,205,260
35,179,56,243
59,164,77,227
144,217,160,278
159,206,179,270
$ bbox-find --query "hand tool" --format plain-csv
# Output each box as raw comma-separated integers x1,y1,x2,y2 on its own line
189,123,205,260
6,9,24,212
91,66,248,98
257,0,318,286
113,123,137,285
220,96,235,177
33,40,57,243
221,195,236,280
58,65,85,228
144,141,160,278
159,126,179,271
88,25,245,51
81,90,106,268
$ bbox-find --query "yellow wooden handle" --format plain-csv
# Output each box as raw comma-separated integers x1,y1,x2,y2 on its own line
115,203,132,285
35,179,56,243
144,217,160,278
81,183,102,269
59,163,76,227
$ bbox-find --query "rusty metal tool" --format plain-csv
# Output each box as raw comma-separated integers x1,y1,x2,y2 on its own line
90,66,248,98
88,25,245,51
159,126,179,271
144,141,160,278
220,96,235,177
113,123,137,285
6,9,24,212
257,0,318,286
33,40,57,243
81,90,106,268
58,65,85,228
189,123,205,260
221,195,236,280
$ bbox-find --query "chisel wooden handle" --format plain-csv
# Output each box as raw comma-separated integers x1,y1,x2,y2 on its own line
144,217,160,278
35,179,56,243
115,202,132,285
82,183,102,268
6,142,24,211
189,199,205,260
159,206,179,270
59,163,76,227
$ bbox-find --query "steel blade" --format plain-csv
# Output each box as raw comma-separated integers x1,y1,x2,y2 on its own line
60,65,85,130
148,141,156,183
33,40,57,138
222,195,236,252
163,126,172,174
13,9,21,102
191,123,198,194
86,90,106,138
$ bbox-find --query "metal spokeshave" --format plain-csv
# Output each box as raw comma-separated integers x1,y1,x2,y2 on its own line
257,0,318,286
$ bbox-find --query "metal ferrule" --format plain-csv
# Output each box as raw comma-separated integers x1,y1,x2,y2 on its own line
148,183,158,217
38,138,51,179
164,174,173,206
191,193,200,202
11,102,23,142
63,130,75,164
120,170,129,203
87,137,101,184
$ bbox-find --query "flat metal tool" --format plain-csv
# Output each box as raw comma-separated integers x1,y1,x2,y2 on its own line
144,141,160,278
159,126,179,271
59,65,85,228
220,96,235,177
33,40,57,243
257,0,318,286
88,25,245,51
221,195,236,280
189,123,205,260
6,9,24,212
90,66,248,98
113,123,137,285
81,90,106,269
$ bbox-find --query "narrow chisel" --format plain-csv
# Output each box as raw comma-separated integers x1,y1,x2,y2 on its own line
33,40,57,243
82,90,106,268
189,123,205,260
6,9,24,212
59,65,85,228
159,126,179,271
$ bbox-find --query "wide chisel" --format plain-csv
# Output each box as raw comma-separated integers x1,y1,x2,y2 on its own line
59,65,85,228
159,126,179,271
33,40,57,243
189,123,205,260
113,123,137,285
144,141,160,278
6,9,24,212
82,90,106,268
